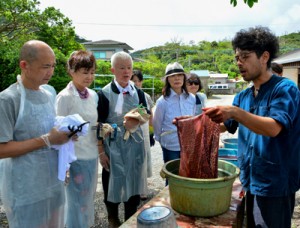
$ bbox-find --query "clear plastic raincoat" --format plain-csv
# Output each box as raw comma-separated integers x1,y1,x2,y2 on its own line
0,76,65,228
56,81,99,227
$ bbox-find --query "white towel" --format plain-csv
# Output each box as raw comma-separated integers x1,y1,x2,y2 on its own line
52,114,89,181
114,80,136,115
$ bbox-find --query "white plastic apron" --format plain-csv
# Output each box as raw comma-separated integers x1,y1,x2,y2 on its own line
66,81,98,160
102,84,147,203
1,76,64,228
57,81,98,227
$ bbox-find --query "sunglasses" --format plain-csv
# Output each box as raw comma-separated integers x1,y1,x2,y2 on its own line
187,80,199,86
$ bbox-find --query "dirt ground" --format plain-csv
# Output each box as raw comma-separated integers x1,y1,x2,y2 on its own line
293,193,300,228
1,141,300,228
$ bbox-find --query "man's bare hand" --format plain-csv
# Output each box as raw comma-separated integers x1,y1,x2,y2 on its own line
99,153,110,172
123,117,139,130
47,128,69,145
203,106,234,123
172,115,192,125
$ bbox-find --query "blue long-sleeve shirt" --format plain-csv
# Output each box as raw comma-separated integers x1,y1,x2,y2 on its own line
225,75,300,197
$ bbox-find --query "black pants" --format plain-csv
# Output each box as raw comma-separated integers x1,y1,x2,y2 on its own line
102,168,140,221
246,191,295,228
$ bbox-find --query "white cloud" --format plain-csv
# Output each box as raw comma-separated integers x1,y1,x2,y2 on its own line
287,4,300,21
38,0,300,51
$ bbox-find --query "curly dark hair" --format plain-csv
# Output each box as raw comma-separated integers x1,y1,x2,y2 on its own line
232,26,279,68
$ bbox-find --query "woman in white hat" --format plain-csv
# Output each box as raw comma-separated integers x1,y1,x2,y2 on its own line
152,62,196,179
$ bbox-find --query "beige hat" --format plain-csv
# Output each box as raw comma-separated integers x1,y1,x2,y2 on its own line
163,62,185,81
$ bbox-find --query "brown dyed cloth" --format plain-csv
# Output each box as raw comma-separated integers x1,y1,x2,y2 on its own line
176,114,220,179
123,106,150,140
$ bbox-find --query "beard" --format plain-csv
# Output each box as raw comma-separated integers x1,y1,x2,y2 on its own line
240,67,261,82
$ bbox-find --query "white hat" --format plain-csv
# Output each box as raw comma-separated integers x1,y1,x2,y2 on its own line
163,62,185,80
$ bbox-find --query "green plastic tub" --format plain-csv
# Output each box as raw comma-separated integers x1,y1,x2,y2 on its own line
160,159,240,217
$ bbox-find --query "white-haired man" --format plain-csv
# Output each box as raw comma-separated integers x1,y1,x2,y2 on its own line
97,51,149,227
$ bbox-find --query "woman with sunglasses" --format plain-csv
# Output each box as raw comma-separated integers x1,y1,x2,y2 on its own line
186,73,207,115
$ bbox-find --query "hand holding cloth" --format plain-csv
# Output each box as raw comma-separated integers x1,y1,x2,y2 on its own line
53,114,89,181
123,105,150,140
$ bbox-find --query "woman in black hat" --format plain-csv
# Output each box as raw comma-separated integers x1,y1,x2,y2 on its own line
152,62,196,183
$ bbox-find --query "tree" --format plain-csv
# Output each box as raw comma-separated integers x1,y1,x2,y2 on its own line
0,0,83,92
0,0,40,42
35,7,83,91
230,0,258,8
0,0,42,90
36,7,82,55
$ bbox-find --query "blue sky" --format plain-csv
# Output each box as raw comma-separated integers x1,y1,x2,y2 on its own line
38,0,300,51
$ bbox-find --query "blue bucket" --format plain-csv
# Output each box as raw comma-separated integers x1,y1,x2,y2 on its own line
218,148,238,166
222,138,238,149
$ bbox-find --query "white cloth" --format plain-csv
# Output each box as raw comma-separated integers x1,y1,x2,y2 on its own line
55,81,98,160
53,114,89,181
114,80,136,115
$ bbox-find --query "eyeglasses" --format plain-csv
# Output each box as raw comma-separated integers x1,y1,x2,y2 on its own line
234,51,254,63
187,80,199,86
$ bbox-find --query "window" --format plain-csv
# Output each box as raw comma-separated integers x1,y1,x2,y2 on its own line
93,51,106,59
209,84,228,89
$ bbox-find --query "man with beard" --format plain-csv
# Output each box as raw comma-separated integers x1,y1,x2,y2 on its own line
204,27,300,228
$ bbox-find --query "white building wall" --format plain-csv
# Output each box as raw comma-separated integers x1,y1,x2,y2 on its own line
283,68,298,85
